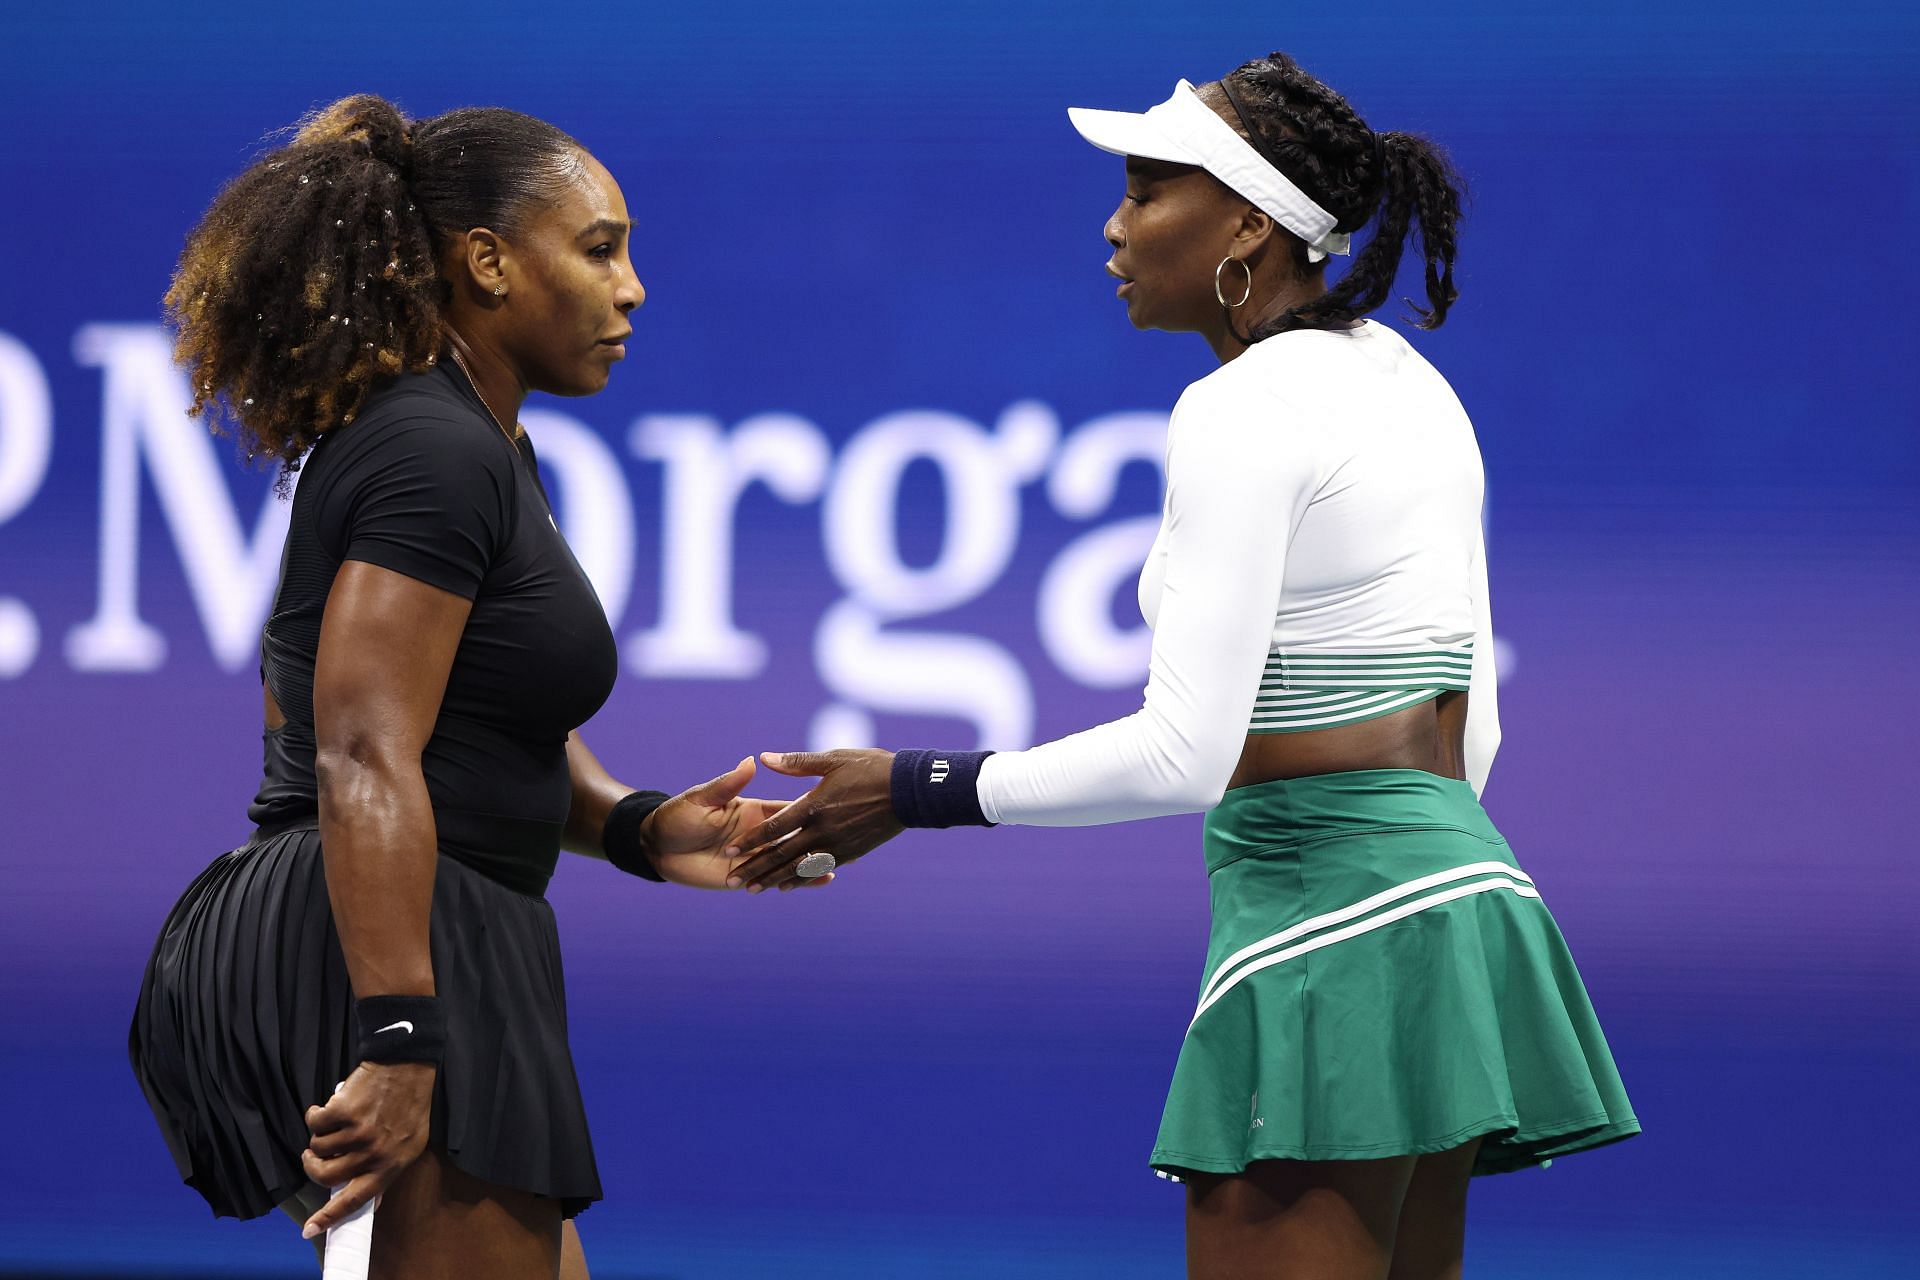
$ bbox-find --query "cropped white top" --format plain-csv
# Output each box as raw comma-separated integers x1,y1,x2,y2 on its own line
977,320,1499,827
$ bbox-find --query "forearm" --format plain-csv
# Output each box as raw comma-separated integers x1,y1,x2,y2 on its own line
315,749,437,998
561,731,665,857
977,706,1240,826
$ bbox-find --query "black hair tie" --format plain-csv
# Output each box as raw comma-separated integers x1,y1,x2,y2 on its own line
1219,77,1292,175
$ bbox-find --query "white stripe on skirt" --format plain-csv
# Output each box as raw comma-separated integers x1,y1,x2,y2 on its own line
1190,869,1541,1030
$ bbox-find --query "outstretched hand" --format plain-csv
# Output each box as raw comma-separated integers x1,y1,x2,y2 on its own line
645,756,830,890
726,749,904,892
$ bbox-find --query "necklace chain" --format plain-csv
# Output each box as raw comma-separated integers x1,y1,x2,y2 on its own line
445,347,521,442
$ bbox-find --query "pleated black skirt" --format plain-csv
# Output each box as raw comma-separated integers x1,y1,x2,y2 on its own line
129,824,602,1219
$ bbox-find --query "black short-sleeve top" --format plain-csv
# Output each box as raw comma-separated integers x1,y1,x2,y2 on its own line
249,362,619,895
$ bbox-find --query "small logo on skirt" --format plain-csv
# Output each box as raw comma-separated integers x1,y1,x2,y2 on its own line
1250,1091,1264,1131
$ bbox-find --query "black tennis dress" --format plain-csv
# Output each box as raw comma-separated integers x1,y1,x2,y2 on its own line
129,360,630,1219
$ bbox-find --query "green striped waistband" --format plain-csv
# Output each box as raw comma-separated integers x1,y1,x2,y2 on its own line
1251,645,1472,734
1202,768,1502,876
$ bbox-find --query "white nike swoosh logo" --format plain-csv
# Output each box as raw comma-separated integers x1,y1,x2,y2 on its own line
375,1020,414,1036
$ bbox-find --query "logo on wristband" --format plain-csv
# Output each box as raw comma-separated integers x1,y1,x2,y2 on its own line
930,759,950,783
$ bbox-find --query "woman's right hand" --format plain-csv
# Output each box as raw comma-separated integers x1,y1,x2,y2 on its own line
726,749,906,891
297,1059,437,1239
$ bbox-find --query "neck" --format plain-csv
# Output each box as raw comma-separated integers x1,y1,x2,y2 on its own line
1204,268,1326,364
442,324,527,433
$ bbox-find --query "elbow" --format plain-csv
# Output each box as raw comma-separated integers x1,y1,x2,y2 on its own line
1183,768,1232,812
312,742,360,811
1163,779,1227,812
1161,762,1231,811
1467,722,1502,769
1138,746,1235,814
313,731,409,810
1132,713,1241,813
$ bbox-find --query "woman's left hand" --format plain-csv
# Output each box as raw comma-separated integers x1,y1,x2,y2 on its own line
642,756,826,890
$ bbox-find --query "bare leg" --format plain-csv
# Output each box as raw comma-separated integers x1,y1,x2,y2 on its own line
1186,1156,1416,1280
369,1147,563,1280
561,1220,591,1280
1386,1140,1481,1280
278,1182,328,1271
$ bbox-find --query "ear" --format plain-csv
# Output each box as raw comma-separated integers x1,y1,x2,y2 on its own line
458,227,510,299
1229,203,1276,252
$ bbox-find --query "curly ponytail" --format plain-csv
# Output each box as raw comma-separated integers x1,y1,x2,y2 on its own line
166,95,585,474
1211,53,1466,339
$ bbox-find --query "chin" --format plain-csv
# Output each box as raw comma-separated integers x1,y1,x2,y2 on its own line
546,370,614,398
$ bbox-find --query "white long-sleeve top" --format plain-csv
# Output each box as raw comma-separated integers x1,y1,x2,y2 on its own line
977,320,1500,827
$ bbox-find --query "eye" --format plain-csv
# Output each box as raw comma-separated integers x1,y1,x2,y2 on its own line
589,243,615,260
1125,193,1148,206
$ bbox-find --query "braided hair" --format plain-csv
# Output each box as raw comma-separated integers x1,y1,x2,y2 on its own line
1212,53,1465,339
165,95,585,477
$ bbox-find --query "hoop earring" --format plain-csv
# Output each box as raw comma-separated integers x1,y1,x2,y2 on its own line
1214,256,1253,308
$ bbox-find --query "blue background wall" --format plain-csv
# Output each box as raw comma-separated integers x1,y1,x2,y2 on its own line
1,2,1915,1275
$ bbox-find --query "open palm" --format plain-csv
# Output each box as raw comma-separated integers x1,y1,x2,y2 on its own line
644,757,820,890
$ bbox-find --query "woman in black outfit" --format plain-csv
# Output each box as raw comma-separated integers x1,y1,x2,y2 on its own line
129,96,822,1278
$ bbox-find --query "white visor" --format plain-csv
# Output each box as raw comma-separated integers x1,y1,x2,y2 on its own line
1068,79,1351,263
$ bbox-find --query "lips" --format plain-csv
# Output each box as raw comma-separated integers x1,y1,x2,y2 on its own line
599,331,631,358
1105,262,1134,297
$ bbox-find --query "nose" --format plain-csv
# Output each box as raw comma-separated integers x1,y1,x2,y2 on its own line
616,247,645,311
1104,209,1124,249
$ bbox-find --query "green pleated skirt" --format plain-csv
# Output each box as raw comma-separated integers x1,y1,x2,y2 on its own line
1151,770,1639,1180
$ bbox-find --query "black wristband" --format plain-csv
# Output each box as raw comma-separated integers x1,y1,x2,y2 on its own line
354,994,448,1065
602,789,671,882
890,749,996,828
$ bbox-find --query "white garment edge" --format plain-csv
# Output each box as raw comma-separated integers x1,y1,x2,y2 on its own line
1463,529,1500,797
1195,859,1536,1011
1067,80,1351,262
1189,875,1543,1031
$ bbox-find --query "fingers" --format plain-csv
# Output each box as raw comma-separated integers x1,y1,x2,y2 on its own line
738,842,850,893
306,1121,362,1160
731,797,796,829
296,1063,430,1236
727,826,808,889
681,756,756,810
300,1171,383,1240
304,1097,350,1136
729,800,812,877
301,1141,368,1189
758,750,841,778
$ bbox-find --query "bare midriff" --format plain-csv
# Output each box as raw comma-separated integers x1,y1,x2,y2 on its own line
1226,691,1469,791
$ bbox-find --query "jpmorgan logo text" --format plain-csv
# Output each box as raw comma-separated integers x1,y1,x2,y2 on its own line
0,324,1180,750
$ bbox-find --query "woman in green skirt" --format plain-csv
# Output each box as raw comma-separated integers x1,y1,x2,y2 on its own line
730,52,1639,1279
